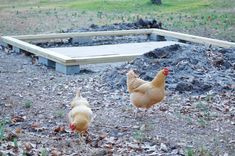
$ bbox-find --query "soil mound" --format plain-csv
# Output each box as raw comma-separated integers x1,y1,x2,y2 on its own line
102,44,235,94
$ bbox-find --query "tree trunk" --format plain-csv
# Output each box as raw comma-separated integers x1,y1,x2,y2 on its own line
151,0,162,5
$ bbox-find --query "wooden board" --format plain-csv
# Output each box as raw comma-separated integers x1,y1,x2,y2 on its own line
152,29,235,48
9,28,235,48
11,29,153,41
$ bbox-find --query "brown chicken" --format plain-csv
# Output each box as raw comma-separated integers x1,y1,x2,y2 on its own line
68,89,92,133
127,68,169,109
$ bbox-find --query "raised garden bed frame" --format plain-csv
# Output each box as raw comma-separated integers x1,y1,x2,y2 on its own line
1,28,235,74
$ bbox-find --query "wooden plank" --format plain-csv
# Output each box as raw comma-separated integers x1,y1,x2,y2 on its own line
0,36,153,66
1,36,71,64
11,29,153,41
152,29,235,48
11,28,235,48
67,54,139,65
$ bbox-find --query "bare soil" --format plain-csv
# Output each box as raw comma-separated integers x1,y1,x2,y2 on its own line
0,22,235,155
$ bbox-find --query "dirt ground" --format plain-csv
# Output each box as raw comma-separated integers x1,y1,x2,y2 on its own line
0,35,235,156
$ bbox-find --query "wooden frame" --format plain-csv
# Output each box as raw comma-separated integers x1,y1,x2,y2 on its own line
1,29,153,66
1,28,235,73
151,29,235,48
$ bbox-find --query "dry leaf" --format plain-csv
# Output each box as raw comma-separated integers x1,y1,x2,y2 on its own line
51,148,61,156
24,142,33,151
31,122,40,129
11,116,25,123
54,126,65,133
15,128,22,134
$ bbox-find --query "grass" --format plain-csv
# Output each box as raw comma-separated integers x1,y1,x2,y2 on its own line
40,148,48,156
185,146,212,156
186,147,194,156
13,138,18,148
24,100,32,108
54,110,65,118
67,0,212,13
0,0,214,14
133,130,145,142
0,0,234,41
0,120,5,141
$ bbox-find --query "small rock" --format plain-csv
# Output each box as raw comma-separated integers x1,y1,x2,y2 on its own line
50,76,55,80
160,143,168,152
91,149,107,156
229,140,235,144
24,142,33,151
149,152,159,156
159,105,168,112
133,125,140,129
178,149,184,155
223,153,228,156
171,149,179,154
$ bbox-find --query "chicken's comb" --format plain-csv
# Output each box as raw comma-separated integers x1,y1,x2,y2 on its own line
163,68,169,76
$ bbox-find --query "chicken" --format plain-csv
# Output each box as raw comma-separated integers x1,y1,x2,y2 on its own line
68,89,92,133
127,68,169,109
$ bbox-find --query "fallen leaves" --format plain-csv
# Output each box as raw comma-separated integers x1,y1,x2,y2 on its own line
54,126,66,133
15,127,22,134
11,116,26,124
50,148,62,156
24,142,33,151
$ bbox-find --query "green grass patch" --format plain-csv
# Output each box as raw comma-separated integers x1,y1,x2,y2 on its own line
66,0,212,14
0,121,5,141
24,100,33,108
54,110,65,118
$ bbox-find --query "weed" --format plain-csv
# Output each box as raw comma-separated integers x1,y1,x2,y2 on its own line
175,111,182,119
55,110,64,118
196,101,211,121
81,10,86,14
198,146,212,156
186,147,194,156
197,117,207,128
185,116,194,125
186,146,212,156
40,148,48,156
133,130,144,142
97,11,103,18
196,101,207,111
13,138,18,148
0,120,5,141
24,100,32,108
